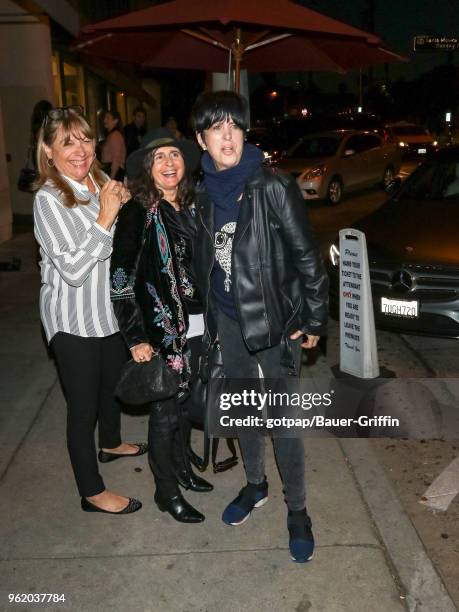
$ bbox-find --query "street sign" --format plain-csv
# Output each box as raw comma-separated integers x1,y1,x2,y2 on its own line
339,229,379,379
414,36,458,51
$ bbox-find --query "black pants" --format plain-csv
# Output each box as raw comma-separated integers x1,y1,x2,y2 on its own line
179,335,202,443
148,336,202,498
216,309,306,511
148,397,181,498
52,332,127,497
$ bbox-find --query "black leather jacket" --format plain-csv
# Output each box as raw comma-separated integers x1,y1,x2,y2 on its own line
194,165,329,354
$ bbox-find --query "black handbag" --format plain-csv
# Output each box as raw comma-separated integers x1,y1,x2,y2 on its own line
17,147,38,193
188,341,238,473
115,355,180,405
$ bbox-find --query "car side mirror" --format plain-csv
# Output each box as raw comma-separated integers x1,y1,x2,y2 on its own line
344,149,355,157
385,176,402,195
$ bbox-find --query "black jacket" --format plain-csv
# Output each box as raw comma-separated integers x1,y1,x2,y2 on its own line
110,200,191,378
194,165,329,353
159,201,203,315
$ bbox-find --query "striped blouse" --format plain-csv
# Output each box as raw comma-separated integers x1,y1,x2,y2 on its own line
33,175,119,343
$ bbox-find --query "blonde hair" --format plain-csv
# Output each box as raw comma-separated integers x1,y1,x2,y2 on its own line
34,109,108,208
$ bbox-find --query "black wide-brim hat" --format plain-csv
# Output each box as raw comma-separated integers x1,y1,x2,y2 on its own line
125,127,201,180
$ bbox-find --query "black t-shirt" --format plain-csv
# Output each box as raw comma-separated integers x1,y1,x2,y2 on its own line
211,200,240,320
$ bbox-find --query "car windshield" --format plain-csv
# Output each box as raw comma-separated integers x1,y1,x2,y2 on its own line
391,125,428,136
398,158,459,200
289,135,342,159
246,129,275,149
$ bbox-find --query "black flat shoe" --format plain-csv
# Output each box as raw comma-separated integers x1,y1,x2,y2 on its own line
81,497,142,514
176,467,214,492
154,491,205,523
98,442,148,463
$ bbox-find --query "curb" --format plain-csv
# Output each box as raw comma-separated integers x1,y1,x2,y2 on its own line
308,353,457,612
340,439,457,612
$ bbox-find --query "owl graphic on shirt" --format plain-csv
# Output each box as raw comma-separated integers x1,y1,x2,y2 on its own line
214,221,236,292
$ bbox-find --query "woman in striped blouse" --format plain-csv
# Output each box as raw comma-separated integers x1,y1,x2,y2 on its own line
33,106,145,515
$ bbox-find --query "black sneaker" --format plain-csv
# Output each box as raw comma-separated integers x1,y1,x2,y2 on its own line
287,509,314,563
222,478,268,525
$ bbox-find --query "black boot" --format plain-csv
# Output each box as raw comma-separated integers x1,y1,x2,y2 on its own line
172,404,213,492
148,400,205,523
176,466,214,492
154,490,205,523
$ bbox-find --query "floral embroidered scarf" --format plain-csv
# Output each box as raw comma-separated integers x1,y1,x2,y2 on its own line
110,199,190,382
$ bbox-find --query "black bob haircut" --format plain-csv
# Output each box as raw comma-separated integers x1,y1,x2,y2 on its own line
191,90,248,136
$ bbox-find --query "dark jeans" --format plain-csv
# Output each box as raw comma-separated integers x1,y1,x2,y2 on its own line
216,309,306,511
52,332,127,497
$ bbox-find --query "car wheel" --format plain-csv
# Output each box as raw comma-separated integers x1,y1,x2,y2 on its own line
382,166,395,188
327,176,343,205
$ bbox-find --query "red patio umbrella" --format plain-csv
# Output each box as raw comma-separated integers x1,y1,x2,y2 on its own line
75,0,405,91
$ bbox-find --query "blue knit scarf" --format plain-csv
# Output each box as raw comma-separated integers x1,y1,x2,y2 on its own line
201,143,264,210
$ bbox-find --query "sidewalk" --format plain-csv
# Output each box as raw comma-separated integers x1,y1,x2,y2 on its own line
0,232,455,612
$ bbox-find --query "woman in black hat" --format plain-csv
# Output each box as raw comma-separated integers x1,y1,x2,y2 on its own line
110,129,212,523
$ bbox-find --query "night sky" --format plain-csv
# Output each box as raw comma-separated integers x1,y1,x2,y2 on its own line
286,0,459,89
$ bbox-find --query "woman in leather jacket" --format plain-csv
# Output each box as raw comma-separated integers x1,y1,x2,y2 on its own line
110,129,212,524
191,91,328,562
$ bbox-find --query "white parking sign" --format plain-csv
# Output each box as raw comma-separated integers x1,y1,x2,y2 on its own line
339,229,379,378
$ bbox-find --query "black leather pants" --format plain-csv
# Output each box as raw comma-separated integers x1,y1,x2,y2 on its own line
148,396,186,498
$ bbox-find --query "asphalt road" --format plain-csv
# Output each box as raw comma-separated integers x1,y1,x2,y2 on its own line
308,161,459,609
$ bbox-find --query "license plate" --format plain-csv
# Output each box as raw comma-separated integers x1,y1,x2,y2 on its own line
417,148,427,154
381,297,419,318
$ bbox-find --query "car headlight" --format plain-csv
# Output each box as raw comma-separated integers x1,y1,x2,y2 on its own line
398,141,407,148
432,140,438,147
304,165,326,181
329,243,340,266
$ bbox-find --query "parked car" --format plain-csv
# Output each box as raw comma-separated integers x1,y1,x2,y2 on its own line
328,146,459,337
385,122,438,158
274,112,385,150
245,127,282,164
275,129,400,204
327,112,386,138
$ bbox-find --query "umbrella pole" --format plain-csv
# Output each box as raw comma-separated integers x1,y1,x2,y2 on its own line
232,28,243,93
235,56,241,93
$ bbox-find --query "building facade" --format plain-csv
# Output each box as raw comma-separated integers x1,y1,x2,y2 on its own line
0,0,159,242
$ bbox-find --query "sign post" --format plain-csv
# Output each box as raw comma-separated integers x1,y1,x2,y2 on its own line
339,228,379,378
413,36,459,51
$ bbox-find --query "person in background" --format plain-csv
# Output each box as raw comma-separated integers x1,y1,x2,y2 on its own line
33,105,145,515
191,90,328,563
30,100,53,170
111,128,211,524
101,110,126,181
124,106,147,157
164,116,183,140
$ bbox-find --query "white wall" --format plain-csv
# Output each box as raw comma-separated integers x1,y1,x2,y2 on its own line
34,0,79,37
0,2,55,218
0,98,12,242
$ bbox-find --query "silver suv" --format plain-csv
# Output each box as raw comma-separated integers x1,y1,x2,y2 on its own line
276,129,401,205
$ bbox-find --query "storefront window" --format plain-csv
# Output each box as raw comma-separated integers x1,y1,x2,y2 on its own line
63,62,85,107
52,52,63,107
